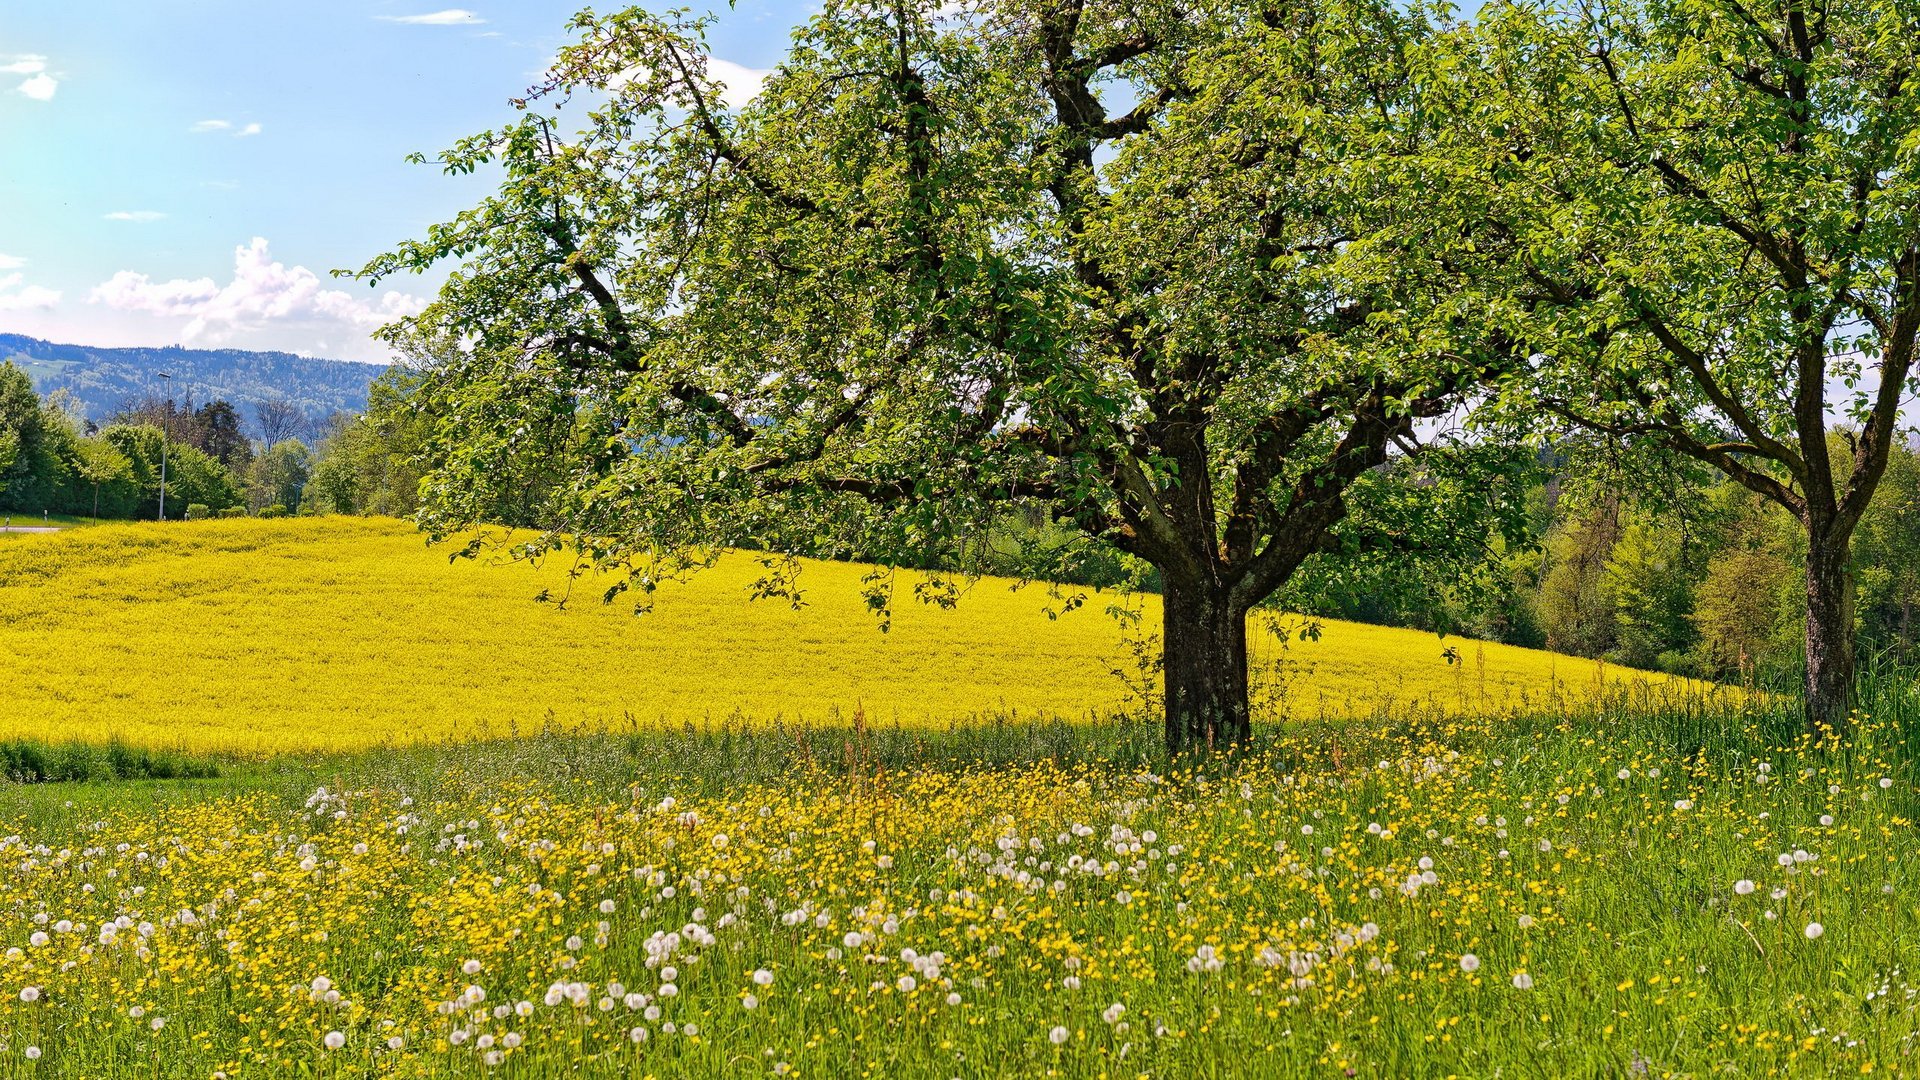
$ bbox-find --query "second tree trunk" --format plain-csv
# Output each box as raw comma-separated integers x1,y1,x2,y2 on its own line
1803,533,1857,734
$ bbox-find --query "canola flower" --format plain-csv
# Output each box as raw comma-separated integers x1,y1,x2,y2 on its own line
0,710,1914,1077
0,519,1695,754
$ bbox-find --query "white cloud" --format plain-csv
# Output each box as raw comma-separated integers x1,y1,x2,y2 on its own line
707,58,770,109
0,253,24,271
1,55,46,75
609,56,770,109
17,73,56,101
377,9,484,24
0,273,60,312
89,237,426,346
104,211,167,223
190,119,264,138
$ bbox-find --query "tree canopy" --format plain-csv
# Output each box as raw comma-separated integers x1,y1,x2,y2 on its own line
1454,0,1920,727
364,0,1540,751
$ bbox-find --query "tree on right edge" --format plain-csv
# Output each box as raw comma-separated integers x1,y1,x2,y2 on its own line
1466,0,1920,731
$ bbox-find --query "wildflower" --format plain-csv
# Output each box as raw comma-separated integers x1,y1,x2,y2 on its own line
1804,922,1824,940
742,993,759,1010
25,1047,41,1060
1186,945,1223,973
19,986,39,1002
1459,954,1480,973
1673,800,1693,811
1103,1003,1126,1024
1511,973,1533,990
463,959,483,975
1050,1026,1070,1045
1734,879,1755,895
1881,777,1895,789
324,1031,346,1050
753,968,774,986
946,992,963,1005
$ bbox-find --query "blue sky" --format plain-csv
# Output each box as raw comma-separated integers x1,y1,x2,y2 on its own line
0,2,811,362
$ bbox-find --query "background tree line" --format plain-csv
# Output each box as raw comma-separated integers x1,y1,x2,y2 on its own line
1,360,335,521
1292,435,1920,683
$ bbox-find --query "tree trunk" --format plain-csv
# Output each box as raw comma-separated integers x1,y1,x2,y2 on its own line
1803,531,1856,734
1162,574,1251,753
1900,597,1913,658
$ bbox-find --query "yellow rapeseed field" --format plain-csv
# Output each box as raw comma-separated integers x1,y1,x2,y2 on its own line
0,518,1681,754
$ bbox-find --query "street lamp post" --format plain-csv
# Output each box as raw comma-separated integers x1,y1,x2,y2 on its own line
157,372,172,521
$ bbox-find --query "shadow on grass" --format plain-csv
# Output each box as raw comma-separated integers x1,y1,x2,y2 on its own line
0,738,222,783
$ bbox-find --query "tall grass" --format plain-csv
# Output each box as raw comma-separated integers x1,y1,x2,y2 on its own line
3,674,1915,1076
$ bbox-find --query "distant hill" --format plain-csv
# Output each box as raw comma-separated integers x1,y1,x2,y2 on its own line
0,334,385,433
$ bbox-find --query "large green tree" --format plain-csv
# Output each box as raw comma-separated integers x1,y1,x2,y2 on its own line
363,0,1526,751
307,367,431,517
0,361,69,514
248,440,312,514
99,425,242,519
1465,0,1920,729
